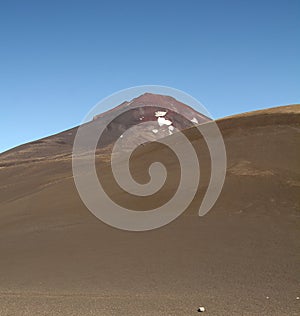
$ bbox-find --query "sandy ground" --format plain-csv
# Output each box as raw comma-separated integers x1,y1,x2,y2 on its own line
0,105,299,315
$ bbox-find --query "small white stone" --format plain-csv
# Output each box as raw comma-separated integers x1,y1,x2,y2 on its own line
168,125,174,131
296,296,300,300
120,135,123,138
198,306,205,312
266,296,269,299
152,129,158,134
191,117,199,124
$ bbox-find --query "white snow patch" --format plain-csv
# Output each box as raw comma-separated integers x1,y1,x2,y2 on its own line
152,129,158,134
168,125,174,131
139,116,144,120
191,117,199,124
155,111,167,117
157,117,172,126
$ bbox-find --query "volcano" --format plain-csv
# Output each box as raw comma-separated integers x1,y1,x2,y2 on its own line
0,93,210,166
0,96,299,316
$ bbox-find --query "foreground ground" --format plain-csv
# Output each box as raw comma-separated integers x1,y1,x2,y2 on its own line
0,105,299,315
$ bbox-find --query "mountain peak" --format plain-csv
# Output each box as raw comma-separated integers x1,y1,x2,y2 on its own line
90,93,211,150
93,93,210,123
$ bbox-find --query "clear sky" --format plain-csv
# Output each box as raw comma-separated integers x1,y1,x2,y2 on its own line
1,0,299,153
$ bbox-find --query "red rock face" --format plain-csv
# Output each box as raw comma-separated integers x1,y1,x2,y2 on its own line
92,93,211,148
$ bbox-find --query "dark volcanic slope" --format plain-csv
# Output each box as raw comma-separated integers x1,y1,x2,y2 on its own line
0,93,209,166
0,104,299,316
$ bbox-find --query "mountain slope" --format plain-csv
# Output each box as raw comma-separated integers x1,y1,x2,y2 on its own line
0,102,299,316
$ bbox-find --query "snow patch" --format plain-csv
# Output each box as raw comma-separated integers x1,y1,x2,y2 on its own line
191,117,199,124
155,111,167,117
157,117,172,126
152,129,158,134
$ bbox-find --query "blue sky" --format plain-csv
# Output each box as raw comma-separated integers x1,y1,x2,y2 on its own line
1,0,299,152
